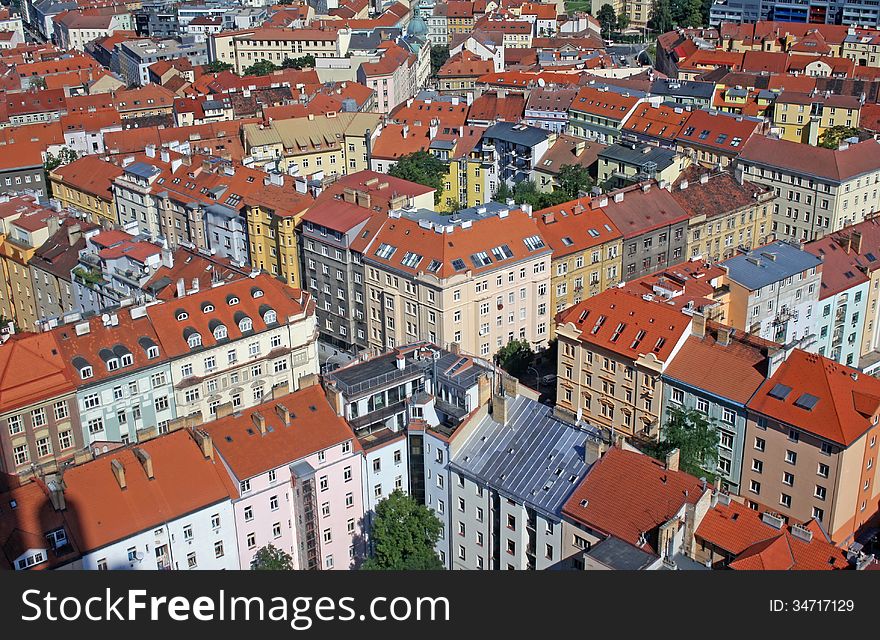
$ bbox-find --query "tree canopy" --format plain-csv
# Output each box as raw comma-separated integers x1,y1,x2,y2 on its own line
250,544,294,570
495,339,535,378
282,55,316,69
647,406,720,478
493,165,592,210
649,0,675,34
387,151,448,206
44,147,78,173
818,126,861,149
597,4,617,39
430,45,450,77
243,60,279,76
205,60,234,73
555,164,594,199
361,490,444,570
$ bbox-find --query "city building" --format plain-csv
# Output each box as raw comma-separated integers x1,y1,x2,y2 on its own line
205,383,367,570
771,91,862,145
742,349,880,544
721,240,823,345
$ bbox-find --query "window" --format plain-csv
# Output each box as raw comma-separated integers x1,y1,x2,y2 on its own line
817,463,829,478
754,437,765,452
247,533,256,549
345,492,354,508
273,522,282,538
343,466,352,482
183,525,193,541
749,480,761,495
319,476,329,491
270,495,279,511
780,493,792,508
785,450,797,465
214,541,224,558
782,472,794,486
7,415,23,435
322,529,332,544
814,485,827,501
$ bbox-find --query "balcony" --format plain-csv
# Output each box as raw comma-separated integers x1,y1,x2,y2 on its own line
349,400,406,431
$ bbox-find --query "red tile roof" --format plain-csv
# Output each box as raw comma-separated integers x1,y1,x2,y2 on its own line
622,102,689,142
145,274,312,358
467,90,526,123
206,385,357,480
0,480,78,570
60,430,236,554
570,86,640,121
739,135,880,181
619,260,731,314
696,498,849,569
676,109,761,153
533,197,621,257
50,155,124,202
747,349,880,446
805,233,871,299
0,332,76,414
556,287,692,362
562,447,706,554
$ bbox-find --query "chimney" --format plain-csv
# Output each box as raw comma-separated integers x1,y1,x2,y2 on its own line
343,188,357,203
193,429,213,459
665,448,680,472
700,173,709,184
252,411,267,435
679,179,689,190
692,312,706,338
275,403,291,426
396,354,406,370
111,459,126,490
176,278,185,298
402,124,409,139
585,437,607,465
133,447,154,479
46,475,66,511
717,326,733,346
66,223,83,247
852,231,863,254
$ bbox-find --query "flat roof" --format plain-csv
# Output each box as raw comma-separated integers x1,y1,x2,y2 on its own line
722,240,823,291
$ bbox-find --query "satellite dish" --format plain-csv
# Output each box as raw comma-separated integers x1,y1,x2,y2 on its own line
537,78,546,87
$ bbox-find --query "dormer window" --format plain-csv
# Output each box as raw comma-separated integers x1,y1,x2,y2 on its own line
80,366,93,379
251,287,264,298
139,337,159,359
176,310,189,321
147,346,159,358
227,296,240,306
107,359,119,371
213,324,228,340
239,317,253,332
263,309,277,324
121,354,133,367
202,303,215,313
186,332,202,348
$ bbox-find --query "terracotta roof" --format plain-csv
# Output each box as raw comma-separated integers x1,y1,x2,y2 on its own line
60,430,236,554
619,260,731,314
696,499,849,570
437,51,495,78
0,332,76,414
534,197,621,257
570,85,640,120
738,135,880,181
556,287,692,362
389,95,470,128
143,247,251,301
622,102,689,142
562,447,706,554
0,480,78,570
206,385,357,480
663,324,772,405
747,349,880,446
805,233,871,299
467,90,526,123
50,155,123,202
675,109,761,153
371,123,432,160
145,273,312,358
671,167,773,220
597,182,690,239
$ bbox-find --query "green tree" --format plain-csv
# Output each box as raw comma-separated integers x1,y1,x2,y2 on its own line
555,164,594,199
818,125,861,149
597,4,617,39
281,54,316,69
649,0,674,34
205,60,234,73
649,406,720,477
683,0,704,26
44,147,78,173
495,339,534,378
493,181,513,203
243,60,279,76
361,490,444,570
387,151,448,206
250,544,294,570
430,45,450,77
616,14,630,32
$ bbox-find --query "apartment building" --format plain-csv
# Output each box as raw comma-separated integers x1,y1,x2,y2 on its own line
662,318,774,494
300,172,435,353
447,384,599,570
721,240,823,346
54,307,177,449
481,121,552,188
49,155,123,228
205,384,366,570
600,182,690,281
29,217,97,321
555,288,694,442
0,331,84,477
0,194,62,331
805,232,871,367
736,135,880,242
72,228,165,314
210,28,352,75
147,274,318,422
674,109,762,169
568,85,643,145
772,92,862,145
241,112,381,177
742,349,880,544
670,168,776,263
361,202,552,357
116,37,209,86
561,447,711,570
597,143,687,189
533,198,623,320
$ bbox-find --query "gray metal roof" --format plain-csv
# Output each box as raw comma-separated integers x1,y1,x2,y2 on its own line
721,241,823,291
450,395,600,520
598,143,677,169
484,121,551,147
125,162,161,179
585,536,658,569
